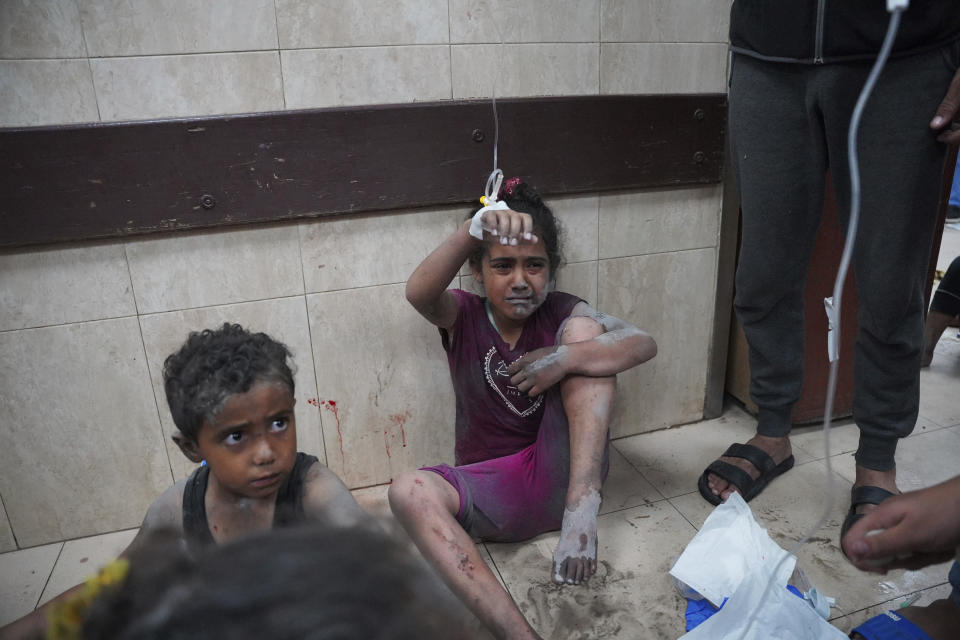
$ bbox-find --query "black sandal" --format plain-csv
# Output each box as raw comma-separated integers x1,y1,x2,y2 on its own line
840,485,896,558
697,443,795,506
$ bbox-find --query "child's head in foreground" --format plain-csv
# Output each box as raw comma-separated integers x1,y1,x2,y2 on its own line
467,178,566,324
79,525,476,640
163,323,298,493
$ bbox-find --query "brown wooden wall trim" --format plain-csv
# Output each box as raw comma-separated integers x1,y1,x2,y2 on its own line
0,95,726,249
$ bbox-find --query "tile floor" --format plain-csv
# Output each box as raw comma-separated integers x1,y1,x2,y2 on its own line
2,230,958,638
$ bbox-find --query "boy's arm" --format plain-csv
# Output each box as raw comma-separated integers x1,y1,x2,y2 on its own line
0,483,185,640
507,302,657,396
301,462,370,528
405,220,476,330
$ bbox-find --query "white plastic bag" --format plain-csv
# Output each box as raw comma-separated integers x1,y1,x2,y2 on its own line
669,492,794,608
678,565,847,640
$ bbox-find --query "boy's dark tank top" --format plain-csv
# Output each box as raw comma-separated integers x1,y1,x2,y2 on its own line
181,452,318,551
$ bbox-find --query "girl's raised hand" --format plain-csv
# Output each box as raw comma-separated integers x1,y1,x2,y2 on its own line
480,208,538,246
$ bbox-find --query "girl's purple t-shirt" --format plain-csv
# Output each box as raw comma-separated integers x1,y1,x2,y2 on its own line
440,289,582,466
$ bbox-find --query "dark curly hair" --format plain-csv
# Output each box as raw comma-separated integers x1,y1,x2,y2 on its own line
163,323,295,441
81,525,475,640
466,180,565,277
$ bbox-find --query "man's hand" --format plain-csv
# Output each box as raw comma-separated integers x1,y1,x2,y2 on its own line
842,476,960,573
930,66,960,144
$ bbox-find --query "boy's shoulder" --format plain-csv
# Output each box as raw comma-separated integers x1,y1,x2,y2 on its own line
140,476,189,534
299,457,368,527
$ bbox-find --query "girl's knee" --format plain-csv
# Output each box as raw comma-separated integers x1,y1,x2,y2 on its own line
388,471,427,513
560,315,605,344
388,470,454,516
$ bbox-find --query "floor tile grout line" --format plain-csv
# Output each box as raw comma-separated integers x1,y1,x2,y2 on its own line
33,542,65,611
479,541,511,592
608,442,669,503
831,581,951,623
0,526,141,558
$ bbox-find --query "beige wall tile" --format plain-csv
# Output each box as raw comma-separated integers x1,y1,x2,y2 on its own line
555,260,597,307
0,242,135,331
552,193,599,264
449,0,598,43
601,43,728,94
138,297,324,481
0,501,15,552
452,43,599,99
38,528,138,606
0,60,98,127
602,0,732,43
125,224,303,314
0,542,61,625
307,284,456,488
599,185,721,259
91,52,283,122
278,0,448,48
598,248,717,437
300,207,463,293
79,0,277,57
0,0,85,58
0,319,173,547
282,46,451,109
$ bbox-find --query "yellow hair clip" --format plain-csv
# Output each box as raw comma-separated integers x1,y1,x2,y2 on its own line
47,557,130,640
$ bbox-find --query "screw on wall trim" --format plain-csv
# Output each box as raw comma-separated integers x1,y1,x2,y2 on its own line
200,194,216,209
694,151,706,164
472,128,485,142
694,108,706,121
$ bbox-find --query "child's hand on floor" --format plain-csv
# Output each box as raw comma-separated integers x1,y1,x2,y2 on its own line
478,208,538,246
508,345,569,396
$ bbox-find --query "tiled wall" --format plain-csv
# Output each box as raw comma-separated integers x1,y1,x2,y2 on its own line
0,0,732,550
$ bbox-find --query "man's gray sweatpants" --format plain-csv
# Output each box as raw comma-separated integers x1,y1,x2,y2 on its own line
729,42,959,471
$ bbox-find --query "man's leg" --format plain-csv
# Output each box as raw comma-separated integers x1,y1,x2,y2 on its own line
820,43,956,510
388,470,542,640
706,55,827,501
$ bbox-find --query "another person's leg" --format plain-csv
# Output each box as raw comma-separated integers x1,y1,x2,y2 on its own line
703,55,827,503
851,562,960,640
821,45,955,527
923,256,960,366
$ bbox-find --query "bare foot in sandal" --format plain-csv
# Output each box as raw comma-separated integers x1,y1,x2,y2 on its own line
706,434,793,502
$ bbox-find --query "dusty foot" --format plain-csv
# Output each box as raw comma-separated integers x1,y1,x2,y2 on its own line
852,466,900,517
552,489,601,585
706,434,792,502
852,599,960,640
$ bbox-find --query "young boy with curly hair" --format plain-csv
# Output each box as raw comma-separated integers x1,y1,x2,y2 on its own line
1,323,366,639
